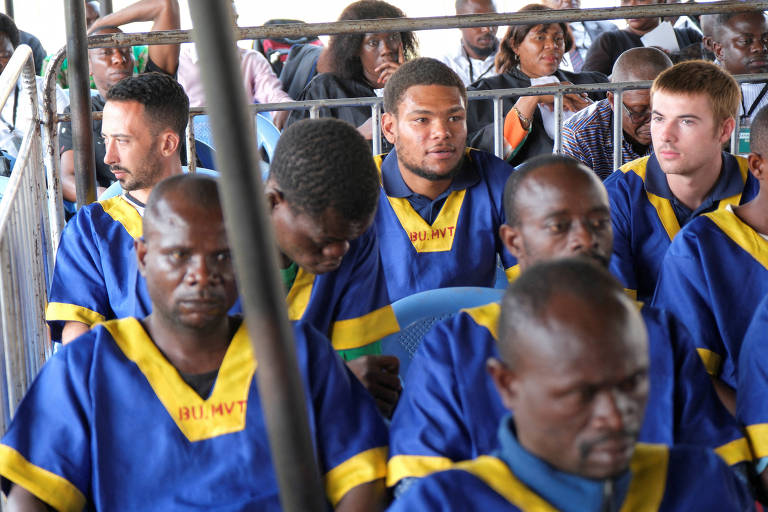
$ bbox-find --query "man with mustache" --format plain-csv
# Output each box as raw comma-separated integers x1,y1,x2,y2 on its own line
388,259,752,511
436,0,500,86
561,47,672,180
58,0,180,203
603,60,757,305
388,155,751,492
1,174,389,510
375,58,517,301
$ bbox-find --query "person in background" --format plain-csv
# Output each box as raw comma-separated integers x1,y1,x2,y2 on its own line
541,0,617,73
583,0,701,76
467,3,606,166
562,47,672,180
436,0,499,87
17,30,45,76
285,0,417,151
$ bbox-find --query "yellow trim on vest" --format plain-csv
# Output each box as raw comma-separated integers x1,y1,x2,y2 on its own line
624,288,638,301
0,444,86,512
703,208,768,272
714,437,753,466
387,190,466,253
45,302,105,327
621,443,668,511
621,157,680,241
330,306,400,351
745,424,768,459
386,454,454,487
696,348,722,377
325,446,388,506
286,267,315,321
100,195,143,240
463,302,501,341
376,149,476,254
504,265,520,282
105,318,256,442
717,156,750,208
456,455,559,510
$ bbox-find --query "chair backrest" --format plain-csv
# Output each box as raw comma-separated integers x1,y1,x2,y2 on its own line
194,113,280,164
194,139,216,170
380,287,504,380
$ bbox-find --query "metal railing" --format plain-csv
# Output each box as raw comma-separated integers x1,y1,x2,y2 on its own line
0,45,54,435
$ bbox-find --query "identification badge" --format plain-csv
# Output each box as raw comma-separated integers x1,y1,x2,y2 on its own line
738,122,751,155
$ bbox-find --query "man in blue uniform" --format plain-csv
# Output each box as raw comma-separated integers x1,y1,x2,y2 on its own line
389,260,752,511
652,104,768,413
604,60,757,303
376,58,516,301
388,155,750,489
1,175,388,510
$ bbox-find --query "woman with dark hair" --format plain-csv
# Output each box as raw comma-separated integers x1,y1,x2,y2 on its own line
466,4,607,165
286,0,417,145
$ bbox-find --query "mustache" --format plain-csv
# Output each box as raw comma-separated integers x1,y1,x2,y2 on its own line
578,431,637,459
110,165,129,173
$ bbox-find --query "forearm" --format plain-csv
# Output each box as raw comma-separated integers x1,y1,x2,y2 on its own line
7,484,50,512
91,0,179,31
335,479,386,512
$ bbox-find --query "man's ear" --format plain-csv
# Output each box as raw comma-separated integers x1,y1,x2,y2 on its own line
718,116,736,145
487,357,518,411
135,238,148,277
264,179,284,212
499,223,524,260
160,129,180,157
712,40,724,62
381,111,397,144
748,152,766,181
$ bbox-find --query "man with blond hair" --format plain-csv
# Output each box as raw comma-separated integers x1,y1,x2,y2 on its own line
604,60,757,304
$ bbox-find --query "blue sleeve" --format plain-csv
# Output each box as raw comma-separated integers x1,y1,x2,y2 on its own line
387,469,513,511
605,174,639,298
738,295,768,459
327,226,399,351
651,232,726,383
388,321,474,486
299,322,388,505
661,310,750,465
0,339,95,510
46,208,110,341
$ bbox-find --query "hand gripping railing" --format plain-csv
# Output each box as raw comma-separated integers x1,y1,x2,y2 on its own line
0,45,54,436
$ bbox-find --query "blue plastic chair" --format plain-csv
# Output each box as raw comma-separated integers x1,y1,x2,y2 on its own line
194,112,280,163
194,139,216,170
380,287,504,380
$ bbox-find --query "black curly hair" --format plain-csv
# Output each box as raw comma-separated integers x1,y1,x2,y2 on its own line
106,72,189,143
268,118,380,224
329,0,418,83
383,57,466,115
0,13,20,48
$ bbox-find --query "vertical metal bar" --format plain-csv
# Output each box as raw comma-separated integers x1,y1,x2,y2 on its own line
553,93,563,154
3,0,12,19
65,0,97,208
100,0,113,17
493,97,503,159
731,121,739,155
371,102,381,155
42,47,66,252
309,105,319,119
187,2,326,511
186,114,196,174
613,90,624,171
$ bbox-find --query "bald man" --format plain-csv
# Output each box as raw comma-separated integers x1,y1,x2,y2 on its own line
562,47,672,180
389,259,752,511
388,155,750,490
0,174,388,510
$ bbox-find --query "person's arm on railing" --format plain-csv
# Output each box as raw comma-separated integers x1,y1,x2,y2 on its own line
89,0,180,75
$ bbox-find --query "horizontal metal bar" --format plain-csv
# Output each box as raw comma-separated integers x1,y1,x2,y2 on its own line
84,1,767,48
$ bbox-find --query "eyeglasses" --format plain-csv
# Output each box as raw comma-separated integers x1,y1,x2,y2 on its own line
621,103,652,124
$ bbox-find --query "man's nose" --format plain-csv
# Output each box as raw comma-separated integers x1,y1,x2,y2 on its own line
592,389,627,432
322,240,350,261
569,220,597,252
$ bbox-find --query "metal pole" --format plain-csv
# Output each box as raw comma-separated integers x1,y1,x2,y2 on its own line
553,93,563,154
87,1,768,48
64,0,97,208
612,90,624,171
371,103,381,156
100,0,113,17
493,97,503,159
3,0,12,19
187,2,326,511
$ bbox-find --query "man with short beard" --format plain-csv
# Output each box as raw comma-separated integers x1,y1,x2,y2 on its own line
375,58,517,301
436,0,499,86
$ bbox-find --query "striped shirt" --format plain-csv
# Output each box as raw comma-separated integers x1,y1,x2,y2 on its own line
561,98,650,180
